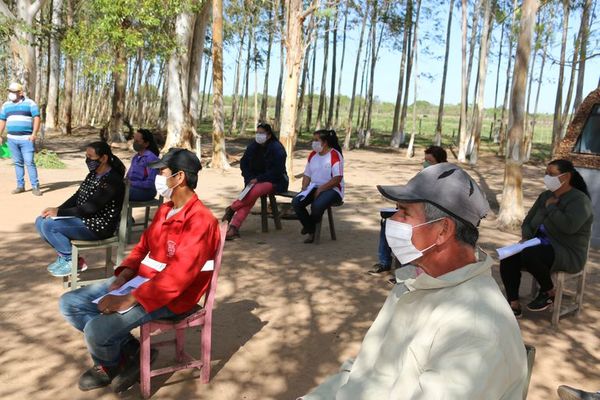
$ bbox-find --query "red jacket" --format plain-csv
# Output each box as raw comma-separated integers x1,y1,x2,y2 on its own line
115,195,221,314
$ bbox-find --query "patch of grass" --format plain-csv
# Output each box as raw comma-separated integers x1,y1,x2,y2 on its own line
35,149,66,169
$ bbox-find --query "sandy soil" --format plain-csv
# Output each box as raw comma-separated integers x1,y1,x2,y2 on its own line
0,131,598,400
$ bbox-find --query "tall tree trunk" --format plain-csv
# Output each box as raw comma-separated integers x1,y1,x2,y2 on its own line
240,23,253,135
188,3,210,128
316,15,330,130
62,0,73,135
573,0,592,112
334,5,348,127
461,0,482,134
253,29,259,127
468,0,492,165
499,0,518,157
364,0,380,146
279,0,315,179
306,31,318,131
343,3,368,150
529,19,551,155
405,19,419,159
491,21,505,142
211,0,229,169
399,0,418,145
559,12,582,140
46,0,63,129
274,0,285,130
551,0,570,154
200,52,211,120
327,1,339,128
498,0,538,229
230,27,246,133
108,46,127,143
260,7,275,122
458,0,468,161
390,0,410,148
523,14,541,160
297,17,317,134
434,0,455,146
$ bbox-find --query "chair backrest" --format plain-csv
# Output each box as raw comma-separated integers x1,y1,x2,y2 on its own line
522,344,536,400
202,222,228,313
116,180,131,241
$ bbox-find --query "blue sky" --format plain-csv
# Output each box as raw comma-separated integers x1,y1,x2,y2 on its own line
219,2,599,115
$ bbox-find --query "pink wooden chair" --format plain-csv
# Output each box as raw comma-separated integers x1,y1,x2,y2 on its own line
139,221,228,398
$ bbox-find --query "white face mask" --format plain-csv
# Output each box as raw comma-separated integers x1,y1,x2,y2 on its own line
312,140,323,153
385,218,443,266
255,133,267,144
8,92,18,101
154,172,178,200
544,173,565,192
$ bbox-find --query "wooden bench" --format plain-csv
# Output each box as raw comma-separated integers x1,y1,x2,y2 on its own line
268,191,343,244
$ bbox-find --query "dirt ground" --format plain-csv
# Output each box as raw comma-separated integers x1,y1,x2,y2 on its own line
0,131,598,400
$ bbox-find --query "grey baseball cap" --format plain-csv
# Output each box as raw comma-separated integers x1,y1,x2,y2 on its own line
377,162,490,228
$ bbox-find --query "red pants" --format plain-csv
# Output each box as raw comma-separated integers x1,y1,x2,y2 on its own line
230,182,275,229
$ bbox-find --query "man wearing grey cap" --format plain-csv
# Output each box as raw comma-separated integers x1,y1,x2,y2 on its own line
300,163,528,400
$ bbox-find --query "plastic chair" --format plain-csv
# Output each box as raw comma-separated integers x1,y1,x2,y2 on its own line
64,182,130,290
126,196,163,243
529,262,588,327
139,221,228,398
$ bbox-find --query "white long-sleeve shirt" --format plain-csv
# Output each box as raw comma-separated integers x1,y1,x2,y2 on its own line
300,252,528,400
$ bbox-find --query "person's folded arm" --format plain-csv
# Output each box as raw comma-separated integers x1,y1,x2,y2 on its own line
132,218,220,313
57,177,124,218
544,196,593,235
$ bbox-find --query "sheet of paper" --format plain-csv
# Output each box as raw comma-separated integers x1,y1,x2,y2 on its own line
50,216,76,220
296,183,317,200
237,183,255,200
496,238,542,260
92,275,150,314
201,260,214,271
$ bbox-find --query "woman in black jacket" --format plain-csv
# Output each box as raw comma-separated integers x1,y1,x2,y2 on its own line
35,141,126,277
222,123,288,240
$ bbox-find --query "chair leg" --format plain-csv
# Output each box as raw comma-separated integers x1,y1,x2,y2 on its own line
314,221,322,245
552,273,565,328
175,328,185,363
260,196,268,233
144,206,151,229
576,267,587,316
70,244,79,290
126,205,133,244
140,324,152,399
327,207,336,240
269,194,282,230
200,323,212,383
106,247,113,278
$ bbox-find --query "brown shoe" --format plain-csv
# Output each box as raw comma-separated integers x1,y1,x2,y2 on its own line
225,226,240,241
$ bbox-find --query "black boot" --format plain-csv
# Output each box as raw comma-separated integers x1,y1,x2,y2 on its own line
78,365,118,391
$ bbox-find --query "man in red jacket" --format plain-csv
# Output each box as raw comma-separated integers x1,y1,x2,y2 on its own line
59,148,221,393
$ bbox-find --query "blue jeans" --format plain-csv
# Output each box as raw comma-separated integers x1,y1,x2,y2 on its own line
59,277,177,366
7,138,39,188
35,216,98,260
129,186,157,202
378,218,392,267
292,188,342,234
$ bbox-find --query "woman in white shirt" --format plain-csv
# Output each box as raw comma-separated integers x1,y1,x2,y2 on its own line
292,129,344,243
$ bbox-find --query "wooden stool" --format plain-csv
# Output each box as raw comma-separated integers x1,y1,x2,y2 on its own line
313,200,343,244
259,193,282,232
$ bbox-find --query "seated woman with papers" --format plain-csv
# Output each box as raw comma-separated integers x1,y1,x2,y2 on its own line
35,142,126,277
292,129,344,243
222,123,288,240
499,159,593,318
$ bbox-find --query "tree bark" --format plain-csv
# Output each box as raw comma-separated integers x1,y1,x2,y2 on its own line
398,0,418,146
334,4,348,127
458,0,468,162
499,0,518,157
405,16,419,159
363,0,380,146
327,1,339,128
306,30,318,131
46,0,63,129
274,0,285,130
468,0,492,165
188,3,210,127
62,0,74,135
240,22,253,135
491,21,505,142
390,0,410,148
498,0,539,229
343,3,368,150
230,27,246,133
316,15,330,130
211,0,230,169
559,10,582,141
551,0,570,154
433,0,455,146
108,46,128,143
573,0,592,112
260,7,275,122
529,17,551,156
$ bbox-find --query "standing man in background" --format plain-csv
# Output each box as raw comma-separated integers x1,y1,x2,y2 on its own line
0,82,42,196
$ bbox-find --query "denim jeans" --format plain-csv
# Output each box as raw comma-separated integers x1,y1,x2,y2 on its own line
35,216,98,260
7,138,39,188
59,277,177,366
129,186,157,202
378,218,393,267
292,188,341,234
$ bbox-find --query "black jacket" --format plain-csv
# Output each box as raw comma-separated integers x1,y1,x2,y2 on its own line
240,139,289,193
